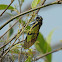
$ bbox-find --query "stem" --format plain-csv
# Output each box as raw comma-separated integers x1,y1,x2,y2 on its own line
0,1,61,30
0,20,18,38
34,47,62,61
36,0,46,14
0,40,24,57
18,0,21,13
1,16,33,58
0,0,14,16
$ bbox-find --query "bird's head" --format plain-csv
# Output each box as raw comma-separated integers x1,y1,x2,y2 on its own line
36,15,43,22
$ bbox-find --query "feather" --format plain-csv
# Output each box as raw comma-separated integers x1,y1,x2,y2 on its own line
24,15,43,49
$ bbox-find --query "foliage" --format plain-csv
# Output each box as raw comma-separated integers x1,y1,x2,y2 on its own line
0,4,14,10
25,56,31,62
0,0,58,62
0,40,4,42
8,24,14,37
31,0,41,8
35,32,52,62
9,44,21,54
46,29,55,44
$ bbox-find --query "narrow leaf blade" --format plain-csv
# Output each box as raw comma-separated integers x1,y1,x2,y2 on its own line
46,29,55,44
0,4,14,10
31,0,41,9
35,32,52,62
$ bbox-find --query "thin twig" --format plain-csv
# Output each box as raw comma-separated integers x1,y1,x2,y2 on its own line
0,16,22,48
0,0,45,49
0,15,34,59
1,38,19,58
42,0,46,5
0,18,22,49
0,0,14,17
0,34,17,49
0,4,23,39
34,47,62,61
18,0,22,13
0,40,24,57
0,0,62,60
0,29,22,49
0,0,61,30
0,20,18,38
36,0,46,14
0,15,35,62
0,13,35,49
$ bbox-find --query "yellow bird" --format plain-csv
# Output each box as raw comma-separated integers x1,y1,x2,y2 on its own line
24,15,43,49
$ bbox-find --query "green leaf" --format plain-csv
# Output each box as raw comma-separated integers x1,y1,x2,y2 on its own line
8,24,14,37
9,44,21,54
31,0,41,8
46,29,55,44
19,19,30,30
35,32,52,62
21,0,24,2
0,4,14,10
7,12,15,16
11,55,16,61
10,48,20,54
25,56,31,62
19,20,25,25
15,43,21,46
0,40,4,42
19,19,21,23
26,26,30,30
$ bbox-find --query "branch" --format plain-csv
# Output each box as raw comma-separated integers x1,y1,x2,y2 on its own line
0,18,22,49
0,34,16,49
0,14,34,49
34,47,62,61
0,40,24,57
0,15,34,58
0,0,14,16
5,40,24,52
0,20,18,38
0,0,62,60
0,1,62,30
0,29,22,49
0,40,24,61
36,0,46,14
42,0,46,5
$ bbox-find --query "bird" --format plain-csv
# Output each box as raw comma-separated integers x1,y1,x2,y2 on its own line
24,15,43,49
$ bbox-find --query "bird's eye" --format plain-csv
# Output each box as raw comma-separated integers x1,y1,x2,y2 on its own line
36,17,39,19
37,19,39,21
36,15,43,21
40,17,41,19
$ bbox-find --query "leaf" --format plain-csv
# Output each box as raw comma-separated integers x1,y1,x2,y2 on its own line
0,40,4,42
46,29,55,44
15,43,21,46
19,20,25,25
0,4,14,10
31,0,41,8
19,19,30,31
21,0,24,2
11,55,16,61
60,40,62,42
26,26,30,30
25,56,31,62
10,48,20,54
7,12,15,16
35,32,52,62
9,44,21,54
8,24,14,37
